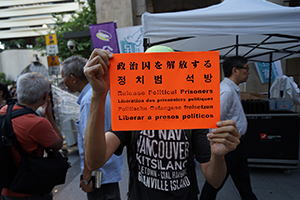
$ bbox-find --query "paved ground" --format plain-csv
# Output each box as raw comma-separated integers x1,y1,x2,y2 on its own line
53,148,300,200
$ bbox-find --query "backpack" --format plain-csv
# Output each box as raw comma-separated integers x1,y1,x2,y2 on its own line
0,100,37,189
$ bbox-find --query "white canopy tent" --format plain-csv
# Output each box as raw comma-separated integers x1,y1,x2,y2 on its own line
142,0,300,63
142,0,300,96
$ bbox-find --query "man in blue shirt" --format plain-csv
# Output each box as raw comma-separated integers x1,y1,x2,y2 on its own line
61,55,123,200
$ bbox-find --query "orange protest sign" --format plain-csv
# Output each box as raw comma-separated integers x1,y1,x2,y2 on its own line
110,51,220,131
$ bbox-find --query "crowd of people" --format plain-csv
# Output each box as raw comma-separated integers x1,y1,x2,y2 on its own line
0,46,257,200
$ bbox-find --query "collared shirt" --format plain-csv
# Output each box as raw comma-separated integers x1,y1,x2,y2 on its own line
76,83,123,184
220,78,247,135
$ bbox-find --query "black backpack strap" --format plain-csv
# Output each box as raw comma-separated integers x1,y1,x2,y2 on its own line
30,144,41,157
5,104,38,138
1,103,14,147
4,103,39,156
11,108,38,118
4,103,15,139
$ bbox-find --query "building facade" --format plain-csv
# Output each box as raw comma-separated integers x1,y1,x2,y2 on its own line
0,0,84,81
0,0,83,47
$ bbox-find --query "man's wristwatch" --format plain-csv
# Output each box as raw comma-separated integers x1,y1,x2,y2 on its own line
81,175,92,185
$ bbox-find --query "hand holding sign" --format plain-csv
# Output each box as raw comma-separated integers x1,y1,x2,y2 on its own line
207,120,241,157
84,49,112,97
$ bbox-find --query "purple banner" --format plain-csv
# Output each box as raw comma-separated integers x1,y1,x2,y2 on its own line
89,22,120,53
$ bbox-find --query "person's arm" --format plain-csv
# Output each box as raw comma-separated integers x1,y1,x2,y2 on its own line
43,99,63,151
83,49,121,171
200,156,226,188
77,102,95,192
200,120,241,188
80,158,94,192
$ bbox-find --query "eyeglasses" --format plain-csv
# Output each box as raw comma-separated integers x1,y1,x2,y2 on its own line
236,66,249,71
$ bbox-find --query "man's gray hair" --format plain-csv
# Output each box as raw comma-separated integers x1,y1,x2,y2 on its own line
61,55,87,81
17,72,50,104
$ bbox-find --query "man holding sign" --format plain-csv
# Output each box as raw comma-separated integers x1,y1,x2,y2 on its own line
83,47,241,200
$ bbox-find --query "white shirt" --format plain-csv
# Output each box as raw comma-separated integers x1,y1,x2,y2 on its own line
220,78,247,135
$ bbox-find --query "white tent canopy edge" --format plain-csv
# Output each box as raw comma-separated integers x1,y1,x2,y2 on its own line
142,0,300,63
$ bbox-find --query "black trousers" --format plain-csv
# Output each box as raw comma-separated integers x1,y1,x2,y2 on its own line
87,182,120,200
200,138,258,200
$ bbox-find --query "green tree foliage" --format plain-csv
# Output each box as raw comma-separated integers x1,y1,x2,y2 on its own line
34,0,97,60
0,73,12,85
2,39,27,49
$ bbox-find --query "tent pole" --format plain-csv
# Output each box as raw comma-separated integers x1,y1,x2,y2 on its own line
143,38,149,52
236,35,239,56
268,53,273,98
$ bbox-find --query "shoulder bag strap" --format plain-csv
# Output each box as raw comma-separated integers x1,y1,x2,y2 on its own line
4,103,39,157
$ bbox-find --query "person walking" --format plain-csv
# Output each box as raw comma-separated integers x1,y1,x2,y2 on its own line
200,56,257,200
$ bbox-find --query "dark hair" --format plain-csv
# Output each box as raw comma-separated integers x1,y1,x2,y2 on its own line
222,56,248,77
0,82,11,100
